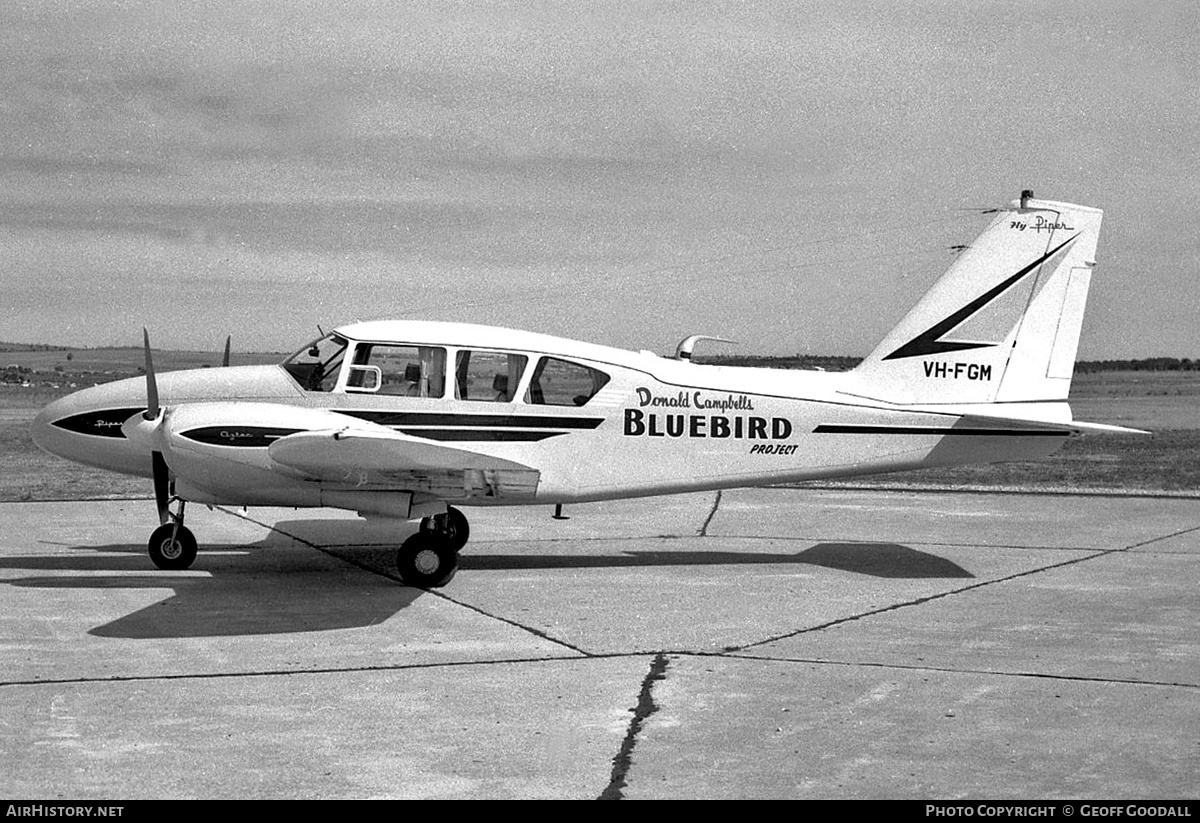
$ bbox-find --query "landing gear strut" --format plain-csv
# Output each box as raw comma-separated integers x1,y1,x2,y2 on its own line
443,505,469,552
147,499,197,571
395,506,468,588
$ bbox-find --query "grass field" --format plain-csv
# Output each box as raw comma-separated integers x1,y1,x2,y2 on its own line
2,354,1197,502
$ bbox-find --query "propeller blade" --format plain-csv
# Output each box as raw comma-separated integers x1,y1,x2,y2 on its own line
138,329,172,525
151,450,171,525
222,335,231,367
142,328,160,420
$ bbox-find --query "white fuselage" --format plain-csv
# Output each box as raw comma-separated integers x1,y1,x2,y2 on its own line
32,321,1071,516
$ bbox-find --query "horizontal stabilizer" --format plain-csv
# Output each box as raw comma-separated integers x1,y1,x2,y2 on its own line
953,413,1151,437
1063,420,1151,436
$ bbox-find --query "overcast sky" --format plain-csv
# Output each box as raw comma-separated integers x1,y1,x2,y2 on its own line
2,1,1197,358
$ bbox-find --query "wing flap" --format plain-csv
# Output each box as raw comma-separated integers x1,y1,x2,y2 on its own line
268,427,537,481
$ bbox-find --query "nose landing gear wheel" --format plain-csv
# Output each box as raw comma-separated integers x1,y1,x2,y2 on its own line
148,523,198,570
396,532,458,588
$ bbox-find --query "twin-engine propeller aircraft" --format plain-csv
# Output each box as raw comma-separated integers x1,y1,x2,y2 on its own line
33,193,1143,587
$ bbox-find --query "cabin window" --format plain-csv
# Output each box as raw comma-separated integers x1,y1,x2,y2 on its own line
525,357,610,406
346,344,447,397
282,334,348,392
454,351,528,402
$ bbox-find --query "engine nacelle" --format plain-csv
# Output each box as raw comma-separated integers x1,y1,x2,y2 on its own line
161,403,378,506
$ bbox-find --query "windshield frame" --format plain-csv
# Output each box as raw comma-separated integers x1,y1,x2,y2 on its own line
281,333,349,392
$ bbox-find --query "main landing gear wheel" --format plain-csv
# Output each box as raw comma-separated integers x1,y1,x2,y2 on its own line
148,523,198,570
444,506,469,552
396,532,458,588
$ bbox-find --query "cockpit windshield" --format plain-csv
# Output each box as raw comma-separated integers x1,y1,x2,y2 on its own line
282,334,348,392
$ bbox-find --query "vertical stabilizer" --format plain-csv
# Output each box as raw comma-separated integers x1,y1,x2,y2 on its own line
852,194,1103,405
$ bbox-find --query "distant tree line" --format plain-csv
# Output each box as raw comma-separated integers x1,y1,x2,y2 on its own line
695,354,863,372
1074,358,1198,373
0,342,71,352
1,342,1195,376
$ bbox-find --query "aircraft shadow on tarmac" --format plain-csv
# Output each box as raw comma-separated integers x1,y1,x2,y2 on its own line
3,537,423,639
2,528,971,639
457,542,973,579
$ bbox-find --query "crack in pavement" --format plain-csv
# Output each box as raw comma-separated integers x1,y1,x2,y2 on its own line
698,490,722,537
226,505,594,655
718,651,1200,690
724,547,1120,653
599,652,669,800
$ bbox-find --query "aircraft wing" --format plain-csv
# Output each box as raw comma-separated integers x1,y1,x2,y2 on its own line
268,427,540,498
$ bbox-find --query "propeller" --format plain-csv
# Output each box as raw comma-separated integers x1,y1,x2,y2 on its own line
140,328,171,526
142,328,159,420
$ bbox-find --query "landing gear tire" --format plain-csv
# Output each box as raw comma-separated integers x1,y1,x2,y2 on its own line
444,506,469,552
148,523,198,571
396,532,458,588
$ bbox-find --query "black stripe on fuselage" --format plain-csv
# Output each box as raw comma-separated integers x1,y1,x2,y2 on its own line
399,429,564,442
813,424,1067,437
338,410,604,429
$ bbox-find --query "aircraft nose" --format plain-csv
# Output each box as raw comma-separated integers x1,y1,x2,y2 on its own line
31,394,78,460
